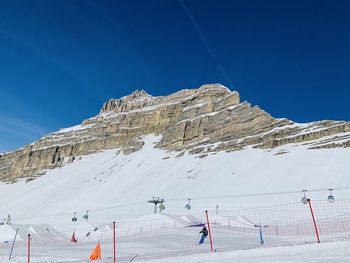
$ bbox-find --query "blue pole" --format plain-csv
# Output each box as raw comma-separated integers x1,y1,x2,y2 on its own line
259,226,264,245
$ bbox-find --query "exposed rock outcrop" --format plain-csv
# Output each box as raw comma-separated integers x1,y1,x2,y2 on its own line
1,84,349,182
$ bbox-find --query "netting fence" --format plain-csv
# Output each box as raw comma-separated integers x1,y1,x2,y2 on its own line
2,199,350,262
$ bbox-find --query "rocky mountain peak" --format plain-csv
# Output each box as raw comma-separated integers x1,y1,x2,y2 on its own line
100,89,153,114
100,84,236,114
124,89,152,101
1,84,349,182
197,83,231,93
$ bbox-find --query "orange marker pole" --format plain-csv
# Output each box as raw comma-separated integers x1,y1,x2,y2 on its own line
308,199,320,243
27,234,31,263
205,210,214,252
113,221,116,263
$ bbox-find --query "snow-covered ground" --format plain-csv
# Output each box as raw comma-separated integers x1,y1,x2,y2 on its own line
1,135,350,261
1,135,350,226
146,241,350,263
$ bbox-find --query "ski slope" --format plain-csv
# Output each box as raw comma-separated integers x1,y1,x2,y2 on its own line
1,135,350,261
145,240,350,263
1,135,350,229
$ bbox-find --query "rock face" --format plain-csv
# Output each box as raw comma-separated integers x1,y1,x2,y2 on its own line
1,84,350,182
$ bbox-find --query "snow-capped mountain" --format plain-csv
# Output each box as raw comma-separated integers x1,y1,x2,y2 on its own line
1,84,349,183
1,84,350,263
0,84,349,227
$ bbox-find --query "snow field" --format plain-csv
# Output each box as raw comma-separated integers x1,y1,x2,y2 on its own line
1,136,350,228
145,240,350,263
1,135,350,261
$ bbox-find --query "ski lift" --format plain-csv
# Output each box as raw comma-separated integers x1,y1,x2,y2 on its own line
148,197,161,213
301,189,308,204
6,215,11,225
83,210,89,221
159,199,165,212
185,199,191,210
72,212,77,222
328,188,335,203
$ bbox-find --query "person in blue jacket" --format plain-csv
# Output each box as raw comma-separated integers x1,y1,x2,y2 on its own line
199,225,208,244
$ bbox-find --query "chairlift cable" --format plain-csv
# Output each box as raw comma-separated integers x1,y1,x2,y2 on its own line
9,185,350,221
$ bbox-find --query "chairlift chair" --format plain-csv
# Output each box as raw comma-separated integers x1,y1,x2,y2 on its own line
185,199,191,210
328,188,335,203
6,215,11,225
159,199,165,212
72,212,77,222
301,190,308,204
83,210,89,220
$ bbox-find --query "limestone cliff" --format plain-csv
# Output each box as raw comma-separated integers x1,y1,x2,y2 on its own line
1,84,349,182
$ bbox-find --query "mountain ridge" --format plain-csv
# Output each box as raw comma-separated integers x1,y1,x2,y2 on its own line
1,83,349,182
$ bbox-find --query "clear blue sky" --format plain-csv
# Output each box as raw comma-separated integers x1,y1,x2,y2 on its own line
1,0,349,153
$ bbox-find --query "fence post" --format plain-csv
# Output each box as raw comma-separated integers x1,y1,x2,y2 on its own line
27,234,31,263
113,221,116,263
9,227,19,260
307,199,320,243
205,210,214,252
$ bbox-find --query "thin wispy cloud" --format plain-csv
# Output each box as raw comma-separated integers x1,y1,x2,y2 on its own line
178,0,232,86
0,20,72,75
0,115,50,153
0,115,49,138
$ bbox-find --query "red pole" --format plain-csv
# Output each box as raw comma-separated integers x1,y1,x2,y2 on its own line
205,210,214,252
113,221,116,263
307,199,320,243
27,234,31,263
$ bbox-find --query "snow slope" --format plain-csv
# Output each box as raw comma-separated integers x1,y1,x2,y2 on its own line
1,135,350,261
0,135,350,230
145,241,350,263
